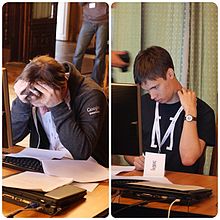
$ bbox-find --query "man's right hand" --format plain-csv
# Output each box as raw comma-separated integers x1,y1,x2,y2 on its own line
14,79,30,103
111,51,129,68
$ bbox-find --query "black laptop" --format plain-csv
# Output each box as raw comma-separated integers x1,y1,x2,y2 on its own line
3,184,87,215
112,179,212,205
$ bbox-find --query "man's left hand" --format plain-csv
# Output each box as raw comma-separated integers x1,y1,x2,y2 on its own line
177,88,197,116
30,82,64,108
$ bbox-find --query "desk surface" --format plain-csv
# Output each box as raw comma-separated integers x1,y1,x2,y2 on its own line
112,170,218,217
2,147,109,218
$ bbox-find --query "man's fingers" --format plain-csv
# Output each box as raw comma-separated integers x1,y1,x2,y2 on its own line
32,82,52,94
134,161,144,170
29,88,41,97
134,156,145,171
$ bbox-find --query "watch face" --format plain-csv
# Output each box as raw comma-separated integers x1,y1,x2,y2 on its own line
186,115,193,121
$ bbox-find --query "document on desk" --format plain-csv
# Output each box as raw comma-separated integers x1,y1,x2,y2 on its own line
6,148,66,160
111,175,172,184
42,160,109,182
111,165,172,184
73,182,99,192
129,181,206,191
2,171,74,192
111,165,136,176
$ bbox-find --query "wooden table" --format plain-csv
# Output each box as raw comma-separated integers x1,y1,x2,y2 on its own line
2,147,109,218
112,170,218,217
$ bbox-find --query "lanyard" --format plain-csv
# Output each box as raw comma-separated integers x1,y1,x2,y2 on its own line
154,102,183,153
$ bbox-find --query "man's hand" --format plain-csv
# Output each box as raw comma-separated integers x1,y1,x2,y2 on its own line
133,155,145,170
177,88,197,116
30,82,64,108
14,79,30,103
111,51,129,68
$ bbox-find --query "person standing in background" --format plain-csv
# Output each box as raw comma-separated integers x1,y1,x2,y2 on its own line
73,2,109,86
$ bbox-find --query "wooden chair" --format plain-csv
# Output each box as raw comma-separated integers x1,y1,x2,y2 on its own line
2,67,13,148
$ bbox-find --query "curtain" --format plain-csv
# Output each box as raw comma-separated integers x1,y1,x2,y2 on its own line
111,3,141,83
141,3,190,86
188,3,218,114
32,3,52,19
188,3,217,175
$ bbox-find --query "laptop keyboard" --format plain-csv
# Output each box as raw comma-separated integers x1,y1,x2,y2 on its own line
3,156,44,173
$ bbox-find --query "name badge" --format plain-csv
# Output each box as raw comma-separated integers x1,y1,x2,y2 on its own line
89,3,96,8
143,152,166,177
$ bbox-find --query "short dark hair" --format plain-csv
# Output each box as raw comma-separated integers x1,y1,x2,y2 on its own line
133,46,174,84
17,55,66,90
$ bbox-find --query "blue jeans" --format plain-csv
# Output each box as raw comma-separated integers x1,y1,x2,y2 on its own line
73,21,108,85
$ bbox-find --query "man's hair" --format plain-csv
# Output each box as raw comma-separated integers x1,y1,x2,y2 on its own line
133,46,174,84
17,55,66,89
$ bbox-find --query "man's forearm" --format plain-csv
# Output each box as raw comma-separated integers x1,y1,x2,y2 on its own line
179,121,205,166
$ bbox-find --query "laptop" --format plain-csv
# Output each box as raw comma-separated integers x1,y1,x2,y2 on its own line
112,179,212,205
3,184,87,215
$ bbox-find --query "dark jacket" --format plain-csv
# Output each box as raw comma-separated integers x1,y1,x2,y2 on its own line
11,62,109,167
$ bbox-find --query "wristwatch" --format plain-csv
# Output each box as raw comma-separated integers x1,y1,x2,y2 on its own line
185,114,197,122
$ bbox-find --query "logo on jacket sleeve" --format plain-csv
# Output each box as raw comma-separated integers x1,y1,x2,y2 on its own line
87,106,100,115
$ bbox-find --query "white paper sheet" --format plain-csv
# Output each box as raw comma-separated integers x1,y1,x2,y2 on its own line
111,165,135,176
144,152,166,177
7,148,66,160
129,181,205,191
72,182,99,192
42,160,109,182
111,165,172,184
2,171,74,192
111,175,172,184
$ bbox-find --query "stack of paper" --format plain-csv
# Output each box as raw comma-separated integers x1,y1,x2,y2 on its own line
3,148,109,192
2,172,73,192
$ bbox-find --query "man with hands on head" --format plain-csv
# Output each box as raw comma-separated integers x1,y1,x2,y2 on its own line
12,55,108,167
125,46,216,173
